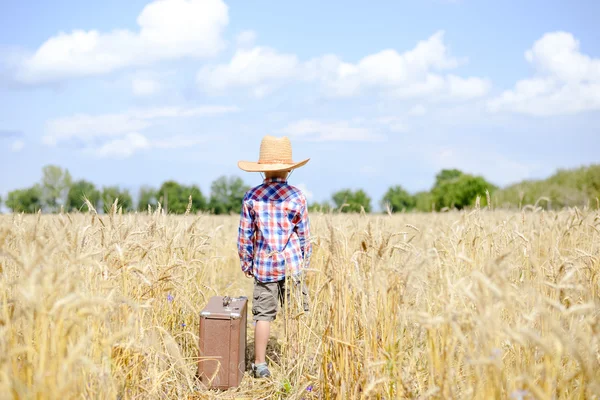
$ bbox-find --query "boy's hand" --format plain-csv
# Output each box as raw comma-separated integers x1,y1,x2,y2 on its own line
245,270,253,278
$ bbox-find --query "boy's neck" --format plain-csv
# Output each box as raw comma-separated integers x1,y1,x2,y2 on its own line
264,172,289,181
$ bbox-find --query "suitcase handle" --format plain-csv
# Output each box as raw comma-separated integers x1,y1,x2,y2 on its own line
223,296,232,307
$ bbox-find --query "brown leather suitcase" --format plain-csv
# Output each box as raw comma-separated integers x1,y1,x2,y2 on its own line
197,296,248,389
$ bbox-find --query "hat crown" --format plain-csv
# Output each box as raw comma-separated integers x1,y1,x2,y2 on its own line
258,135,294,164
237,135,309,172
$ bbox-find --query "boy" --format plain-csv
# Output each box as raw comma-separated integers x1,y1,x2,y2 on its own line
237,135,312,379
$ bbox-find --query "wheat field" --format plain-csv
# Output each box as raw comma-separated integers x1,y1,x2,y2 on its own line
1,205,599,399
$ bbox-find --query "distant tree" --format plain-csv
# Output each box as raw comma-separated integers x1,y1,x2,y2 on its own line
67,180,100,212
414,191,434,212
6,185,43,213
101,186,133,212
158,181,206,214
434,169,463,186
137,186,158,211
494,164,600,209
381,185,415,213
308,201,333,213
208,176,250,215
432,173,496,210
41,165,72,212
584,165,600,199
332,189,372,213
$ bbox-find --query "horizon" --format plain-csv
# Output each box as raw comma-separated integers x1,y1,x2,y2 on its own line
2,161,597,214
1,0,600,208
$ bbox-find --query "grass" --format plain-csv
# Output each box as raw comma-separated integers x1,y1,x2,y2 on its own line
1,205,599,399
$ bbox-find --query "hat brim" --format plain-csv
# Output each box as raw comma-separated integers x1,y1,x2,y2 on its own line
238,158,310,172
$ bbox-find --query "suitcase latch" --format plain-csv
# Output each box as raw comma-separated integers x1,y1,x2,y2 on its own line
223,296,232,307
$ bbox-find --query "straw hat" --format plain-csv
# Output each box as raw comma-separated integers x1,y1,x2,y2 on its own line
238,135,309,172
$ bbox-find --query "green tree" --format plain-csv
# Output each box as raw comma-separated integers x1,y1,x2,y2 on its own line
435,169,463,186
208,176,250,215
67,180,100,212
6,185,43,213
381,185,415,213
494,164,600,209
414,191,434,212
332,189,372,213
308,201,333,213
158,181,206,214
102,186,133,212
137,186,158,211
41,165,72,212
432,173,496,210
583,165,600,200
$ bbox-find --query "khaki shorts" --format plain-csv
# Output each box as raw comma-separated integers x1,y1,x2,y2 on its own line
252,276,309,322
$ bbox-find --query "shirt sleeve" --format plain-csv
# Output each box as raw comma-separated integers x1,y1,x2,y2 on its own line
295,195,312,269
237,197,254,273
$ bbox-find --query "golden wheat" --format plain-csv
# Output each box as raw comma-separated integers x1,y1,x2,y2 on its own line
0,207,599,399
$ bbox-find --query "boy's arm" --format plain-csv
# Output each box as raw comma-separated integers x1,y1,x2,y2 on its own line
296,195,312,268
237,198,255,275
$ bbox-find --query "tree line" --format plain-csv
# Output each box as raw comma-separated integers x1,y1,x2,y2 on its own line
311,164,600,213
2,164,599,214
310,168,497,213
2,165,250,215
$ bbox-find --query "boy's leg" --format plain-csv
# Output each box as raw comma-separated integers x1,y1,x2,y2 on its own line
254,321,270,364
251,279,279,378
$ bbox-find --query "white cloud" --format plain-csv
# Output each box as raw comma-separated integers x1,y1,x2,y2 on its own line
132,77,160,96
524,32,600,82
94,132,150,158
197,31,490,101
197,46,299,97
152,135,208,149
280,119,384,142
376,117,408,133
446,75,490,99
11,139,25,152
14,0,229,84
89,132,208,158
236,30,257,48
294,183,314,201
310,31,490,100
45,113,149,145
309,32,463,96
408,104,427,116
488,31,600,116
281,114,423,142
44,105,238,145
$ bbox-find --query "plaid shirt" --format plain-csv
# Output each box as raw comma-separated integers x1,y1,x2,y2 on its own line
237,177,312,283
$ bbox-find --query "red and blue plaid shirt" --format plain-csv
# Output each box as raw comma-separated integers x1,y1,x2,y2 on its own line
237,177,312,283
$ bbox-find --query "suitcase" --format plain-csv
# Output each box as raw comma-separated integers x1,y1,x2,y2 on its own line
197,296,248,389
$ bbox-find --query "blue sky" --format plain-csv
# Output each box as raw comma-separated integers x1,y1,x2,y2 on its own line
1,0,599,208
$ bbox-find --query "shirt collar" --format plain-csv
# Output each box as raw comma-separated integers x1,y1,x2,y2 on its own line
264,177,287,184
